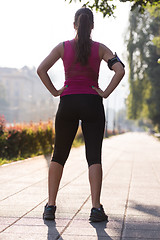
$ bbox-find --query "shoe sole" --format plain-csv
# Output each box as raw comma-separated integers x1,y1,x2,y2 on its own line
89,215,108,222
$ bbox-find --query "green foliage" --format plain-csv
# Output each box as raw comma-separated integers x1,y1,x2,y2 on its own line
66,0,160,17
124,0,160,13
152,37,160,48
0,118,55,161
0,117,85,165
126,6,160,131
148,4,160,17
0,115,7,158
0,114,121,165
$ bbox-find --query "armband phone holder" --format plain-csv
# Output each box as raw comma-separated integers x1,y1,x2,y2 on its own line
108,53,125,70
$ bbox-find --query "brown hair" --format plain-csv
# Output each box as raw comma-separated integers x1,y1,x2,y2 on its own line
74,8,94,65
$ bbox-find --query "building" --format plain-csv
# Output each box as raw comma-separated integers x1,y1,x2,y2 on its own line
0,66,58,123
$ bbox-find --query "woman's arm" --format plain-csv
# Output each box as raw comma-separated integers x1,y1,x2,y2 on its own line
93,43,125,98
37,42,67,97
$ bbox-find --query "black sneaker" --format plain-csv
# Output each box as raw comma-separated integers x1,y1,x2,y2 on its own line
43,203,56,220
89,204,108,222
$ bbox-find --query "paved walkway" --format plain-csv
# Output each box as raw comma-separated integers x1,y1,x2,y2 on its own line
0,132,160,240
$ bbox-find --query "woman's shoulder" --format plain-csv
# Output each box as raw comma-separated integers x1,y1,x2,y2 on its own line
91,41,109,51
63,39,75,45
98,42,114,61
57,40,73,49
99,42,109,50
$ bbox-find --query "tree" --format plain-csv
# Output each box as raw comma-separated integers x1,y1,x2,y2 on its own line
126,6,160,131
148,5,160,50
66,0,160,17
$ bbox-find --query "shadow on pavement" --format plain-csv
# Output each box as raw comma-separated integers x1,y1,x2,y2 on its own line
90,221,113,239
129,201,160,218
44,220,64,240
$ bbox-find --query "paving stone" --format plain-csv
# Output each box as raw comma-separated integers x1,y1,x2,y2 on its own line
122,238,152,240
69,218,122,229
0,232,58,240
123,228,160,239
13,217,69,227
60,235,120,240
124,221,160,231
1,133,160,239
125,214,160,223
63,225,121,237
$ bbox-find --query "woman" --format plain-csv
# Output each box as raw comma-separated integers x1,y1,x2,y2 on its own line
37,7,125,222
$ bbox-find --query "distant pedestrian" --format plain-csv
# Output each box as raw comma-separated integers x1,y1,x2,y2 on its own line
37,7,125,222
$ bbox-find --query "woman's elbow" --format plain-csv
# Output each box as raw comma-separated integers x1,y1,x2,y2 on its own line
116,68,125,84
117,67,125,80
113,64,125,79
37,66,45,77
37,66,41,76
120,68,125,78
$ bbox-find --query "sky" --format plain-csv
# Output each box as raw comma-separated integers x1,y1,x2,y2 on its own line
0,0,131,111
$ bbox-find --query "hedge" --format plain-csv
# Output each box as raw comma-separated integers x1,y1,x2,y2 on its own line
0,116,55,160
0,115,121,164
0,115,85,163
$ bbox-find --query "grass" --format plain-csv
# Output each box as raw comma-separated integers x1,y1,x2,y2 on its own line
0,157,25,166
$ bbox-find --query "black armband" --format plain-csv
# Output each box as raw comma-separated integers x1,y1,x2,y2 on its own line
108,53,125,70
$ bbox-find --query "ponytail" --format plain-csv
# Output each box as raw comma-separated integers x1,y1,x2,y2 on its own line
74,8,94,65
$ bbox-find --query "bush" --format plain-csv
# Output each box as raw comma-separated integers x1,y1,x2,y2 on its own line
0,115,7,158
0,115,6,134
6,130,21,158
0,118,55,160
0,117,84,164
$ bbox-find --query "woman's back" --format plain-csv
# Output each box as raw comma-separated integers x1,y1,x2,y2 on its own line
61,39,101,96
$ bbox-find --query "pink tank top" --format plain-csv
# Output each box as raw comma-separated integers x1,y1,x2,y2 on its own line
61,39,101,97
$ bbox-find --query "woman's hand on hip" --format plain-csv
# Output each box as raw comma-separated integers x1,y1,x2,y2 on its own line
54,85,68,97
92,86,106,98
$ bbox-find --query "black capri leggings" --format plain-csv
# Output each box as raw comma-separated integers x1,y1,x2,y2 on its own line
51,94,105,167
